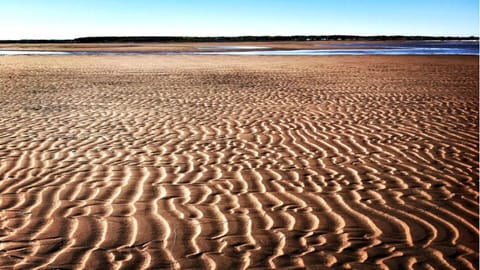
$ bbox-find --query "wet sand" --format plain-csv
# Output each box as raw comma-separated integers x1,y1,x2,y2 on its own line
0,41,433,52
0,55,478,269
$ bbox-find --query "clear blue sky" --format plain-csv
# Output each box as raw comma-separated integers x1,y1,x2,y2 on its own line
0,0,478,39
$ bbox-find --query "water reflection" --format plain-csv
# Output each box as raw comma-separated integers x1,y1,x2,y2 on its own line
196,46,270,50
0,41,478,56
316,41,479,49
198,41,479,55
197,47,478,56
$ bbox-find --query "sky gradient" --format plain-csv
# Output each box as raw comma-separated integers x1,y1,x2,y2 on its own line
1,0,478,39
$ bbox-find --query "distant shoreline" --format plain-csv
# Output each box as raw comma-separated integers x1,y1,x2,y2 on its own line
0,35,478,44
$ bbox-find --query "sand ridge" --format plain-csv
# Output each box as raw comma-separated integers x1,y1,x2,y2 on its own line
0,55,478,269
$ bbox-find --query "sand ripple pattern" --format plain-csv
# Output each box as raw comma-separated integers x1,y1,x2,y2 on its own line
0,55,478,269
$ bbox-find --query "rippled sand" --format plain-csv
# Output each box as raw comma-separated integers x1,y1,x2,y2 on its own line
0,55,478,269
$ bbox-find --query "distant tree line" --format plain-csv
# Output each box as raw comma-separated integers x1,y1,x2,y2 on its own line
0,35,478,43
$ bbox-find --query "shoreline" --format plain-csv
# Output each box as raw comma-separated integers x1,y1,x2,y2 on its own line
0,40,478,52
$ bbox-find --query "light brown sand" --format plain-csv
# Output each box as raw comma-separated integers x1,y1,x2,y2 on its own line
0,41,388,52
0,55,478,269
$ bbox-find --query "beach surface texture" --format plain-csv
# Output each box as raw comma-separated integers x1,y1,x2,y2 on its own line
0,54,478,269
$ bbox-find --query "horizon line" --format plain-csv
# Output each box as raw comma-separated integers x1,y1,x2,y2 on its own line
1,34,479,43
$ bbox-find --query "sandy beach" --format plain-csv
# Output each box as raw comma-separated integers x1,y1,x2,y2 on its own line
0,54,478,269
0,41,325,52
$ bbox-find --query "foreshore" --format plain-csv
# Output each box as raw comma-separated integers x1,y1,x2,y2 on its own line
0,54,478,269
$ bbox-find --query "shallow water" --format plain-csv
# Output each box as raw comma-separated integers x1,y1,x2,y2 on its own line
196,41,479,55
308,41,479,55
316,40,479,49
197,47,478,55
1,41,478,55
196,45,270,50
